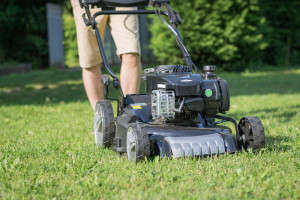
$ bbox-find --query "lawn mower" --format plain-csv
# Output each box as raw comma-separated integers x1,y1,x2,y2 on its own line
80,0,266,162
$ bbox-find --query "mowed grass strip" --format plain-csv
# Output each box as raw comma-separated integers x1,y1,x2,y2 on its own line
0,68,299,199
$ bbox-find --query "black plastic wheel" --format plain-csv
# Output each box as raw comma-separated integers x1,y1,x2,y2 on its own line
94,100,115,147
126,124,150,162
237,116,265,152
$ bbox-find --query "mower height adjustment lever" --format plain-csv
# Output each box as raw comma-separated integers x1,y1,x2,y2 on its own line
101,74,110,86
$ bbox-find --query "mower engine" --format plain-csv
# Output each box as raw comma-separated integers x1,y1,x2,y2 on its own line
145,65,230,120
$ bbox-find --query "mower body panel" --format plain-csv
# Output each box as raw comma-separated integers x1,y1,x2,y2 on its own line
112,95,237,157
113,120,237,157
112,94,152,153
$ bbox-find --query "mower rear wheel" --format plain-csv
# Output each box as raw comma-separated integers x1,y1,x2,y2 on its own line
126,124,150,162
237,116,265,152
94,100,115,147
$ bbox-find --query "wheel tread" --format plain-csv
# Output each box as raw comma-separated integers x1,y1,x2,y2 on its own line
238,116,265,152
94,100,115,147
130,124,150,162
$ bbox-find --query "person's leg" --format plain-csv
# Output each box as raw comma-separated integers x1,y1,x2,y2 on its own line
108,7,142,96
120,53,142,96
71,0,108,110
82,65,104,111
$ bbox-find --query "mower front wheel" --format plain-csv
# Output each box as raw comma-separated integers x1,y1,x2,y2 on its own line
94,100,115,148
126,124,150,162
237,116,265,152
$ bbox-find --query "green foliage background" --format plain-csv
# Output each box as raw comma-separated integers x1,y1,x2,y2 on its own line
259,0,300,66
0,0,299,70
0,0,65,69
63,3,79,68
149,0,300,70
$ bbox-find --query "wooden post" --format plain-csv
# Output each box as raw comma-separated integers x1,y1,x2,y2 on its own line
46,3,65,68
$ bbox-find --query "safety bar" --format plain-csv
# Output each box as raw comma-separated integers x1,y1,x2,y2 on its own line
93,10,167,18
79,0,170,8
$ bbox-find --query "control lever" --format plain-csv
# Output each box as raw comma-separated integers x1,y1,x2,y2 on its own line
173,97,185,113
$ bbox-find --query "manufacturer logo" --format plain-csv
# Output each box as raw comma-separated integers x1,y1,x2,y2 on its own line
181,79,193,82
157,84,166,88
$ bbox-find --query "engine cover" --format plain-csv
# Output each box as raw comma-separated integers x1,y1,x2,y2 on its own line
145,73,202,96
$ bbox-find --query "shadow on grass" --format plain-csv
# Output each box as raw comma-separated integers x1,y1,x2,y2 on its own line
0,69,87,106
224,105,299,127
248,105,299,123
222,71,300,96
266,135,293,152
0,68,299,106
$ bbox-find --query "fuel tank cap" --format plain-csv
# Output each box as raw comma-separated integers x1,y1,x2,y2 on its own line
203,65,217,73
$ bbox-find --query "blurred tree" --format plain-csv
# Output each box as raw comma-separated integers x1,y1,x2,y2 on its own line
0,0,64,68
259,0,300,66
1,0,299,70
149,0,267,70
149,0,299,70
63,2,79,67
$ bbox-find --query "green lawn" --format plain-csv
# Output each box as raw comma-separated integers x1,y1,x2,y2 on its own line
0,67,299,199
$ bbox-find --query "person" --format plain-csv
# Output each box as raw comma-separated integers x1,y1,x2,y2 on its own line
70,0,142,111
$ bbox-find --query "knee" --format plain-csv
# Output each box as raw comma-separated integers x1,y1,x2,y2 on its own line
121,53,141,64
82,65,101,74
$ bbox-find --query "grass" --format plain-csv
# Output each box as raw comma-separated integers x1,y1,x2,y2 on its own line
0,67,299,199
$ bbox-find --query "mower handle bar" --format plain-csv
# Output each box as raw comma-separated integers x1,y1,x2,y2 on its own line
80,0,170,8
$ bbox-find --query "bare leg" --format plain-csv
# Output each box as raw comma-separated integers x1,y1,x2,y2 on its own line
120,53,142,96
82,65,104,111
82,53,141,110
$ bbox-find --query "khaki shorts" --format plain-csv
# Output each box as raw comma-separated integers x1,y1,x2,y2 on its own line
70,0,141,68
